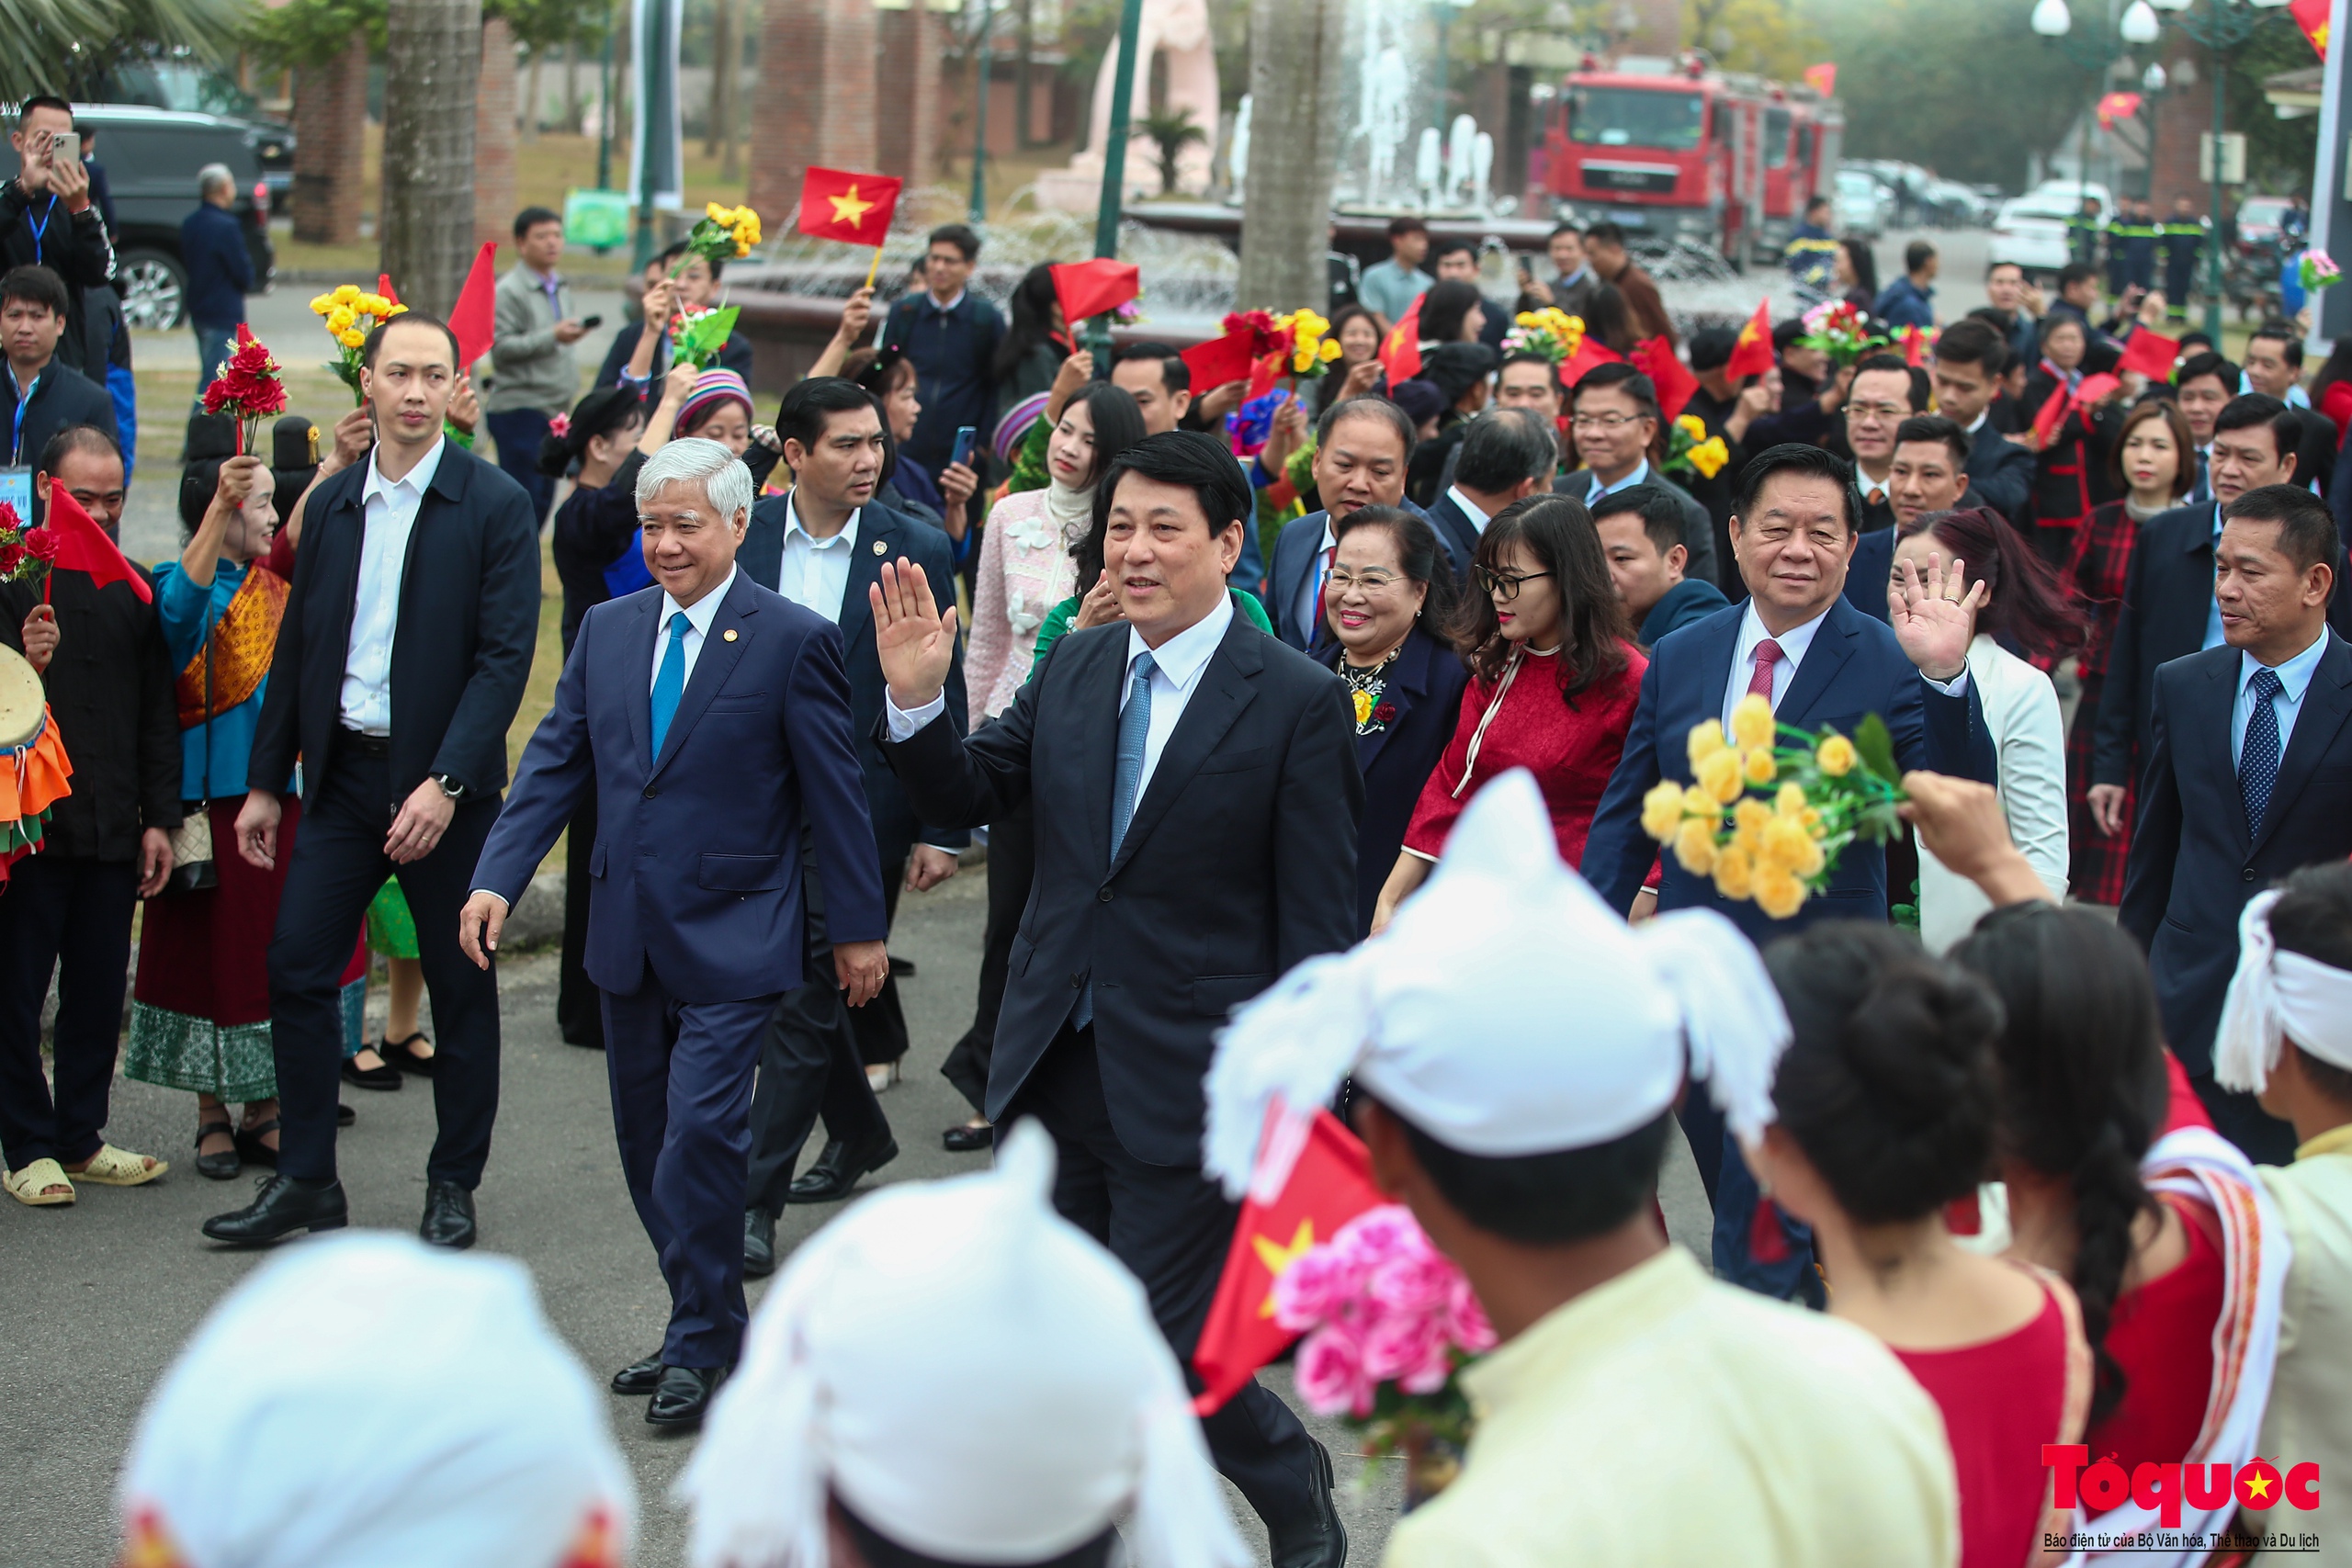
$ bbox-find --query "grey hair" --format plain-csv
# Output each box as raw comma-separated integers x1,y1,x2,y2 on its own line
197,163,235,200
1457,406,1559,492
638,436,752,523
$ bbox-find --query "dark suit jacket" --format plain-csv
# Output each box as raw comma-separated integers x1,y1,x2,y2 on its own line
1423,491,1482,581
1965,419,2034,525
9,356,117,472
880,611,1363,1165
1565,471,1720,589
2093,502,2352,787
2119,632,2352,1075
471,570,887,1001
1268,500,1438,651
1317,626,1470,937
1582,596,1996,941
251,440,540,808
741,494,968,869
1841,480,2052,626
1639,576,1730,645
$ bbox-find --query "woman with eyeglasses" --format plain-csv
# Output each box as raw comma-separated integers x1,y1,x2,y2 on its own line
1372,493,1645,932
1310,505,1469,937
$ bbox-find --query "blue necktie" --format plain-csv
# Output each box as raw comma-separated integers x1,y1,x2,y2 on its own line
2240,666,2285,837
1076,652,1157,1031
650,611,689,762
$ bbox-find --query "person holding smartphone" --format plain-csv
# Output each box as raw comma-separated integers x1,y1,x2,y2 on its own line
3,96,117,380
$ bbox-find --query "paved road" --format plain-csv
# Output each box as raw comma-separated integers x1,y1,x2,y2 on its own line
4,851,1715,1566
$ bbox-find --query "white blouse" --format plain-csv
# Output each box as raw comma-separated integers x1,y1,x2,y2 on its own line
1918,633,2070,953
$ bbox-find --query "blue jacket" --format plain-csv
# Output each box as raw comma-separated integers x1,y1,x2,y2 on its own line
1581,595,1996,941
178,202,251,330
741,494,969,868
883,290,1006,474
472,569,888,1001
1638,576,1729,645
1872,276,1936,332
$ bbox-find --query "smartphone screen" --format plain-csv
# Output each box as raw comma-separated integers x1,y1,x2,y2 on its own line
581,315,604,331
949,424,978,468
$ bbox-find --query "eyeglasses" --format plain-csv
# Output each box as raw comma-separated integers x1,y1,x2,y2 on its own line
1327,568,1404,594
1569,412,1645,431
1848,401,1911,422
1476,567,1554,600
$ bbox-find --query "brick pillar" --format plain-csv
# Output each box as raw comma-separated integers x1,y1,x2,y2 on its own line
876,3,942,189
2148,39,2209,212
474,17,519,250
291,34,368,245
749,0,878,223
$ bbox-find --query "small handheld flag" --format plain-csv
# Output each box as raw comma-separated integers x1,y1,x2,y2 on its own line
1378,298,1423,383
1724,299,1777,381
36,483,149,604
797,167,905,288
1049,259,1141,333
1634,337,1699,424
449,242,499,372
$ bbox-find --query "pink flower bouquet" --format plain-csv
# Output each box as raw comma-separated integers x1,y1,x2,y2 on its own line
1272,1204,1495,1501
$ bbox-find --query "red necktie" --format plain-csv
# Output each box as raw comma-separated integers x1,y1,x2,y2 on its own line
1747,638,1784,706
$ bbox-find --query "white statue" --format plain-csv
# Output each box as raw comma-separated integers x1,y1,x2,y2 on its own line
1228,94,1251,203
1037,0,1220,209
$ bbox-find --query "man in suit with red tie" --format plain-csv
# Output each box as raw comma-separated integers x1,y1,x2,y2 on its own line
460,438,888,1430
2120,483,2352,1163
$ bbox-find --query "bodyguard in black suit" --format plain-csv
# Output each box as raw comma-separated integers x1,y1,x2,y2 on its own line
874,432,1359,1567
205,315,540,1247
1423,407,1558,584
2120,485,2352,1164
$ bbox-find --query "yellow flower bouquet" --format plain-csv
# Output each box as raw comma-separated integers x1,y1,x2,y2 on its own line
676,202,763,275
1661,412,1730,482
1638,696,1906,920
1501,308,1586,364
1273,308,1343,378
309,282,407,404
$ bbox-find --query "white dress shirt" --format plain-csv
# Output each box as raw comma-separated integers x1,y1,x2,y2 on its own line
1722,598,1968,738
651,566,737,693
888,593,1238,813
340,437,446,735
1585,457,1652,506
1918,634,2069,953
773,491,861,623
1444,485,1494,536
2233,625,2330,765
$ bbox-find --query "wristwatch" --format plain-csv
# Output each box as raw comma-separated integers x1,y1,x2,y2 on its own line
433,773,466,800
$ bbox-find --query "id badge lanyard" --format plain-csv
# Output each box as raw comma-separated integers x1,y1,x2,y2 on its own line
0,366,34,524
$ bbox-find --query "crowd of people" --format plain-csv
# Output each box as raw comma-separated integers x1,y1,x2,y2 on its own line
6,80,2352,1561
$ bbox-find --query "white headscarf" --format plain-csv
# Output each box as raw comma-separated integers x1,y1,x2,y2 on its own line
2214,887,2352,1095
118,1234,633,1568
1205,769,1791,1201
677,1121,1248,1568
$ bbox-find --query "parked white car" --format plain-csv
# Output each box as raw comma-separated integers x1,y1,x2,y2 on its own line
1989,197,2075,279
1835,167,1889,238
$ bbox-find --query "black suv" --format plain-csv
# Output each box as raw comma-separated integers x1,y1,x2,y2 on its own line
6,103,277,331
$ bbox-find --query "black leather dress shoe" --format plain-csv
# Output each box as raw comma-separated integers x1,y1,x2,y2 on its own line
1267,1438,1348,1568
336,1102,356,1127
201,1174,348,1245
611,1353,665,1396
743,1207,776,1278
646,1363,729,1429
340,1055,401,1091
784,1133,899,1203
419,1180,477,1249
942,1122,995,1154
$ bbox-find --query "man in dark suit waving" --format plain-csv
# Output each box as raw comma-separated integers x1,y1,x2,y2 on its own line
1582,441,1995,1300
873,431,1360,1568
205,312,538,1250
2120,483,2352,1163
460,437,888,1428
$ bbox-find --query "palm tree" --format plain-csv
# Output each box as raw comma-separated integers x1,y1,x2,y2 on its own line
380,0,481,315
4,0,246,102
1137,105,1206,197
1237,0,1346,310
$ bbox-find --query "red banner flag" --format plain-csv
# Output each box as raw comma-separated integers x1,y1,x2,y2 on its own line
1191,1108,1386,1416
1804,62,1837,97
2032,372,2120,448
2118,325,2182,382
35,481,149,604
2293,0,2329,58
449,241,499,372
1559,334,1625,389
1634,336,1699,423
1182,328,1260,394
1050,258,1141,330
797,166,904,247
1897,323,1935,367
1724,299,1776,381
1379,297,1423,383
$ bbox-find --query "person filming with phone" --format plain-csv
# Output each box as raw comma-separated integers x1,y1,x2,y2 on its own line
4,96,117,380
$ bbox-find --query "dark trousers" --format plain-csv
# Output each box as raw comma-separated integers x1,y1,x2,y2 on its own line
484,408,556,525
744,855,888,1214
0,857,138,1171
1678,1088,1825,1308
851,854,910,1068
268,744,501,1186
942,799,1032,1112
1010,1023,1325,1541
558,793,603,1047
601,977,778,1367
2194,1070,2298,1167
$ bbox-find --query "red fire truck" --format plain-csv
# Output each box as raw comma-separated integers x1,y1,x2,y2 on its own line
1535,54,1842,267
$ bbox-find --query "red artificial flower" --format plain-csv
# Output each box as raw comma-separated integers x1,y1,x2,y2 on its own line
22,528,57,562
1372,702,1396,723
0,544,28,578
0,502,19,535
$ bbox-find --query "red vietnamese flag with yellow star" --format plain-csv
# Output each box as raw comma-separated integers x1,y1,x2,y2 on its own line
2292,0,2329,59
797,167,903,247
1192,1107,1386,1416
1725,299,1776,381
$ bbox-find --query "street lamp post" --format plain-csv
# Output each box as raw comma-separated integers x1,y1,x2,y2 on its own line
2146,0,2292,337
970,3,998,223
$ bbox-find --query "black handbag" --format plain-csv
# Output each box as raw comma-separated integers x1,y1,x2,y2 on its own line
164,624,219,895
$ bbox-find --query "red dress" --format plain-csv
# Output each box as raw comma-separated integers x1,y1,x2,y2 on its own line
1894,1274,2090,1568
1403,644,1646,868
2086,1190,2226,1478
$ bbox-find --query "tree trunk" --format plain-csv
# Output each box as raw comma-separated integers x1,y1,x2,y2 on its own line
523,44,543,141
563,32,582,133
718,0,742,184
1238,0,1345,311
705,0,731,157
381,0,482,315
1015,0,1034,151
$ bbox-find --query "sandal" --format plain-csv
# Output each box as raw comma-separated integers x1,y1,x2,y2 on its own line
196,1119,241,1181
63,1144,168,1186
382,1032,438,1077
4,1157,74,1206
234,1119,281,1170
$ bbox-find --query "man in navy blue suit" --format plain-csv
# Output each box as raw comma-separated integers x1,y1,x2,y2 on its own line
2119,483,2352,1163
461,438,888,1431
1269,398,1423,649
1583,442,1996,1299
